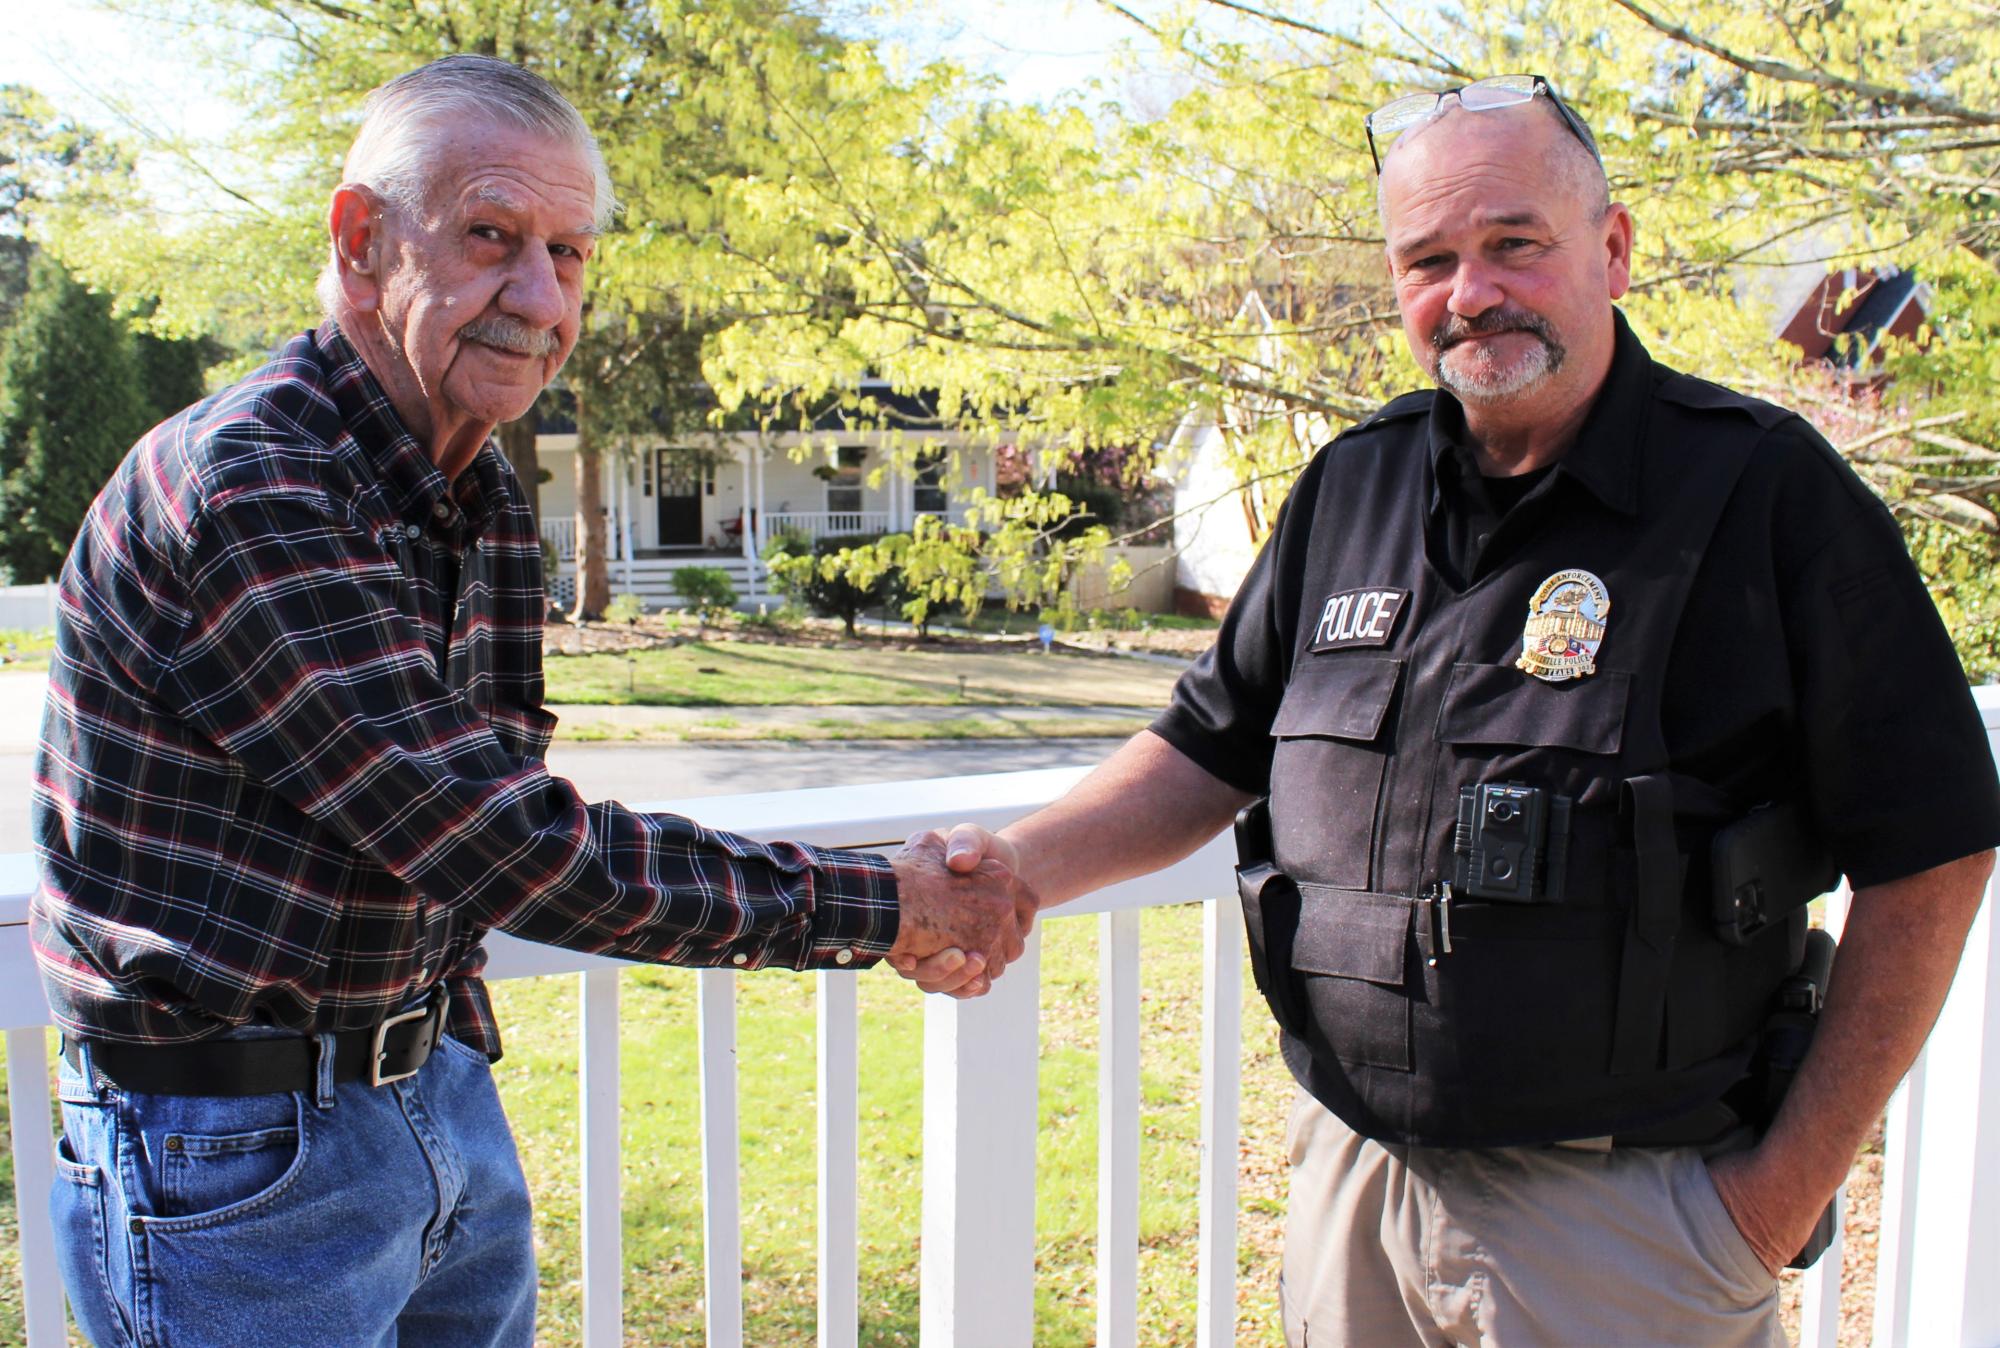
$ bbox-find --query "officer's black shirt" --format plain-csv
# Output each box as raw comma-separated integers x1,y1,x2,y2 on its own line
1155,311,2000,890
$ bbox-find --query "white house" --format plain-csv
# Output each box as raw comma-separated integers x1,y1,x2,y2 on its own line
1165,292,1330,616
532,383,1014,609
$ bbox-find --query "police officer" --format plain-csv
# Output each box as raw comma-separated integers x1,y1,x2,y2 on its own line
916,77,2000,1344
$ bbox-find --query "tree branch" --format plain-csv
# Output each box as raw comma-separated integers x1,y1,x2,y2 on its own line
1611,0,2000,127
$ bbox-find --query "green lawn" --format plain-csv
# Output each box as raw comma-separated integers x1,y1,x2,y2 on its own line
0,904,1298,1346
0,628,55,674
542,640,1183,709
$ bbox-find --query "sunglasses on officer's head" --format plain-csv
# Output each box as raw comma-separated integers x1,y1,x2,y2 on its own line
1364,74,1599,175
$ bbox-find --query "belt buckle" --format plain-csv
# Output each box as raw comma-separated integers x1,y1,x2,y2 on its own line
369,999,436,1088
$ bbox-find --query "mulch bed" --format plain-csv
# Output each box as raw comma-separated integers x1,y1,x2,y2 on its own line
542,611,1202,659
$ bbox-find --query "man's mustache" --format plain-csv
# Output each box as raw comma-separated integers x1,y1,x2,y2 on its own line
459,316,561,358
1432,309,1556,353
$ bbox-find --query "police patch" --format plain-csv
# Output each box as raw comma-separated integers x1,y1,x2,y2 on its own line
1309,587,1409,652
1516,569,1610,682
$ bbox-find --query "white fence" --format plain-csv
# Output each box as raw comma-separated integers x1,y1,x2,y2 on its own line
0,584,55,633
7,700,2000,1343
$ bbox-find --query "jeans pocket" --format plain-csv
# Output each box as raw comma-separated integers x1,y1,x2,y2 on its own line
437,1031,491,1067
157,1123,302,1220
52,1131,130,1348
133,1092,309,1230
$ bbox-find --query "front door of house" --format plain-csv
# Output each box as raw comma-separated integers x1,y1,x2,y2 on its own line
656,451,704,548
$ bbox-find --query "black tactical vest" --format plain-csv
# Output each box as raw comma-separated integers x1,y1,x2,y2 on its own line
1245,375,1808,1148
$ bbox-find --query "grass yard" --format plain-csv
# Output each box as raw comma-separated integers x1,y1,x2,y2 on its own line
543,640,1183,709
0,904,1882,1345
0,628,55,674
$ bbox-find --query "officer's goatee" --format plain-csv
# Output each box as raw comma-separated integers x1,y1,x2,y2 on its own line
1431,307,1566,402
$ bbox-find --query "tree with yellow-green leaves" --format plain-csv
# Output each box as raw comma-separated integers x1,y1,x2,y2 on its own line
29,0,2000,660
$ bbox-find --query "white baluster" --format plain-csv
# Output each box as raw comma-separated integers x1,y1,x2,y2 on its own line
699,968,744,1348
6,1027,64,1346
1198,898,1243,1348
1098,910,1141,1348
818,972,859,1348
579,968,623,1348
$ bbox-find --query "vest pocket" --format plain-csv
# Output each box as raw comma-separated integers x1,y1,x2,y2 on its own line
1270,657,1403,891
1436,662,1631,754
1291,885,1414,1071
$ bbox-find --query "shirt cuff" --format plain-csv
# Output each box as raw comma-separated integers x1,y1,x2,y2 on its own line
796,845,899,970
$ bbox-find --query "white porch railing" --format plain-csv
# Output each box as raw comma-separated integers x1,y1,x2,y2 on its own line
7,698,2000,1343
542,515,577,562
760,511,892,548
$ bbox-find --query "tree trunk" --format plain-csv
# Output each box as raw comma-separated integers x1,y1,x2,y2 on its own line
569,400,612,621
497,408,541,532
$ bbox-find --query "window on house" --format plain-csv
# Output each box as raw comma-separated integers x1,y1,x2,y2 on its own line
825,445,866,514
913,450,949,514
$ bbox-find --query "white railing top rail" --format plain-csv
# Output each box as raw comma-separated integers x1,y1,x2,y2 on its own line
0,765,1242,1018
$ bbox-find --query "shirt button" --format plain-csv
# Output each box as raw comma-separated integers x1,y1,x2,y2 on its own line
1476,532,1492,549
834,948,855,966
404,523,421,540
433,501,453,522
731,952,749,966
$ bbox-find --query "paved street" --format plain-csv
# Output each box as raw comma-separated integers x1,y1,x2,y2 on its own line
0,738,1116,854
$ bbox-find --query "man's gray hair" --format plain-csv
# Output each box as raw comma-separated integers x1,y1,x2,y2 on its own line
318,54,616,314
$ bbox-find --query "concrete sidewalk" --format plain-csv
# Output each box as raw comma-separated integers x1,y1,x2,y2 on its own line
546,700,1158,740
0,672,44,753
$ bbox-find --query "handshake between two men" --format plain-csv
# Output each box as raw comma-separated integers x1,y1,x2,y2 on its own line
884,825,1037,999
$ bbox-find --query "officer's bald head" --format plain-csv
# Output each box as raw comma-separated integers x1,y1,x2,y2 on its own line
1378,96,1609,227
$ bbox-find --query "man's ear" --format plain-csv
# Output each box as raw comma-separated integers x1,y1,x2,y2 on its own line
1603,202,1635,302
327,184,389,313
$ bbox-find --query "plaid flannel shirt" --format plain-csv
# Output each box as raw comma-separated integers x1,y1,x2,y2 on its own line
31,324,898,1056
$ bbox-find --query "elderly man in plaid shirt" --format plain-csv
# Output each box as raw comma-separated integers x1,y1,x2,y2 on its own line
31,56,1026,1348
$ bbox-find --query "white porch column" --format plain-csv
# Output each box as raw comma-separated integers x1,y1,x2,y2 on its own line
739,449,757,604
617,456,634,587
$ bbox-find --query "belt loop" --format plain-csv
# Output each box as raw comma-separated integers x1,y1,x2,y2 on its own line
313,1032,338,1109
60,1036,110,1103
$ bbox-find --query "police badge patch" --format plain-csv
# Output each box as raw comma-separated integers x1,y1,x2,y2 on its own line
1516,569,1610,682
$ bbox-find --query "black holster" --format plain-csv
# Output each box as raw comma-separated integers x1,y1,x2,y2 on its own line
1234,799,1310,1039
1751,925,1841,1269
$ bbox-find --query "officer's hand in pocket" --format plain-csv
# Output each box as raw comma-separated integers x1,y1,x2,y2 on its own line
1704,1147,1817,1277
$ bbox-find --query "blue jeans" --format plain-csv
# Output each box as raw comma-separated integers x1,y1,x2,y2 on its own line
52,1025,537,1348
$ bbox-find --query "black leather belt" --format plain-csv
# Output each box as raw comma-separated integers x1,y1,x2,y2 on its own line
63,991,449,1097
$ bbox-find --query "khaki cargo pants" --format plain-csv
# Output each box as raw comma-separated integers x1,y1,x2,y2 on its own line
1280,1091,1784,1347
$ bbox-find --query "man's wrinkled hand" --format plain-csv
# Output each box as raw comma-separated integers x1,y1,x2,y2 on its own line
886,828,1038,998
1704,1146,1829,1277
